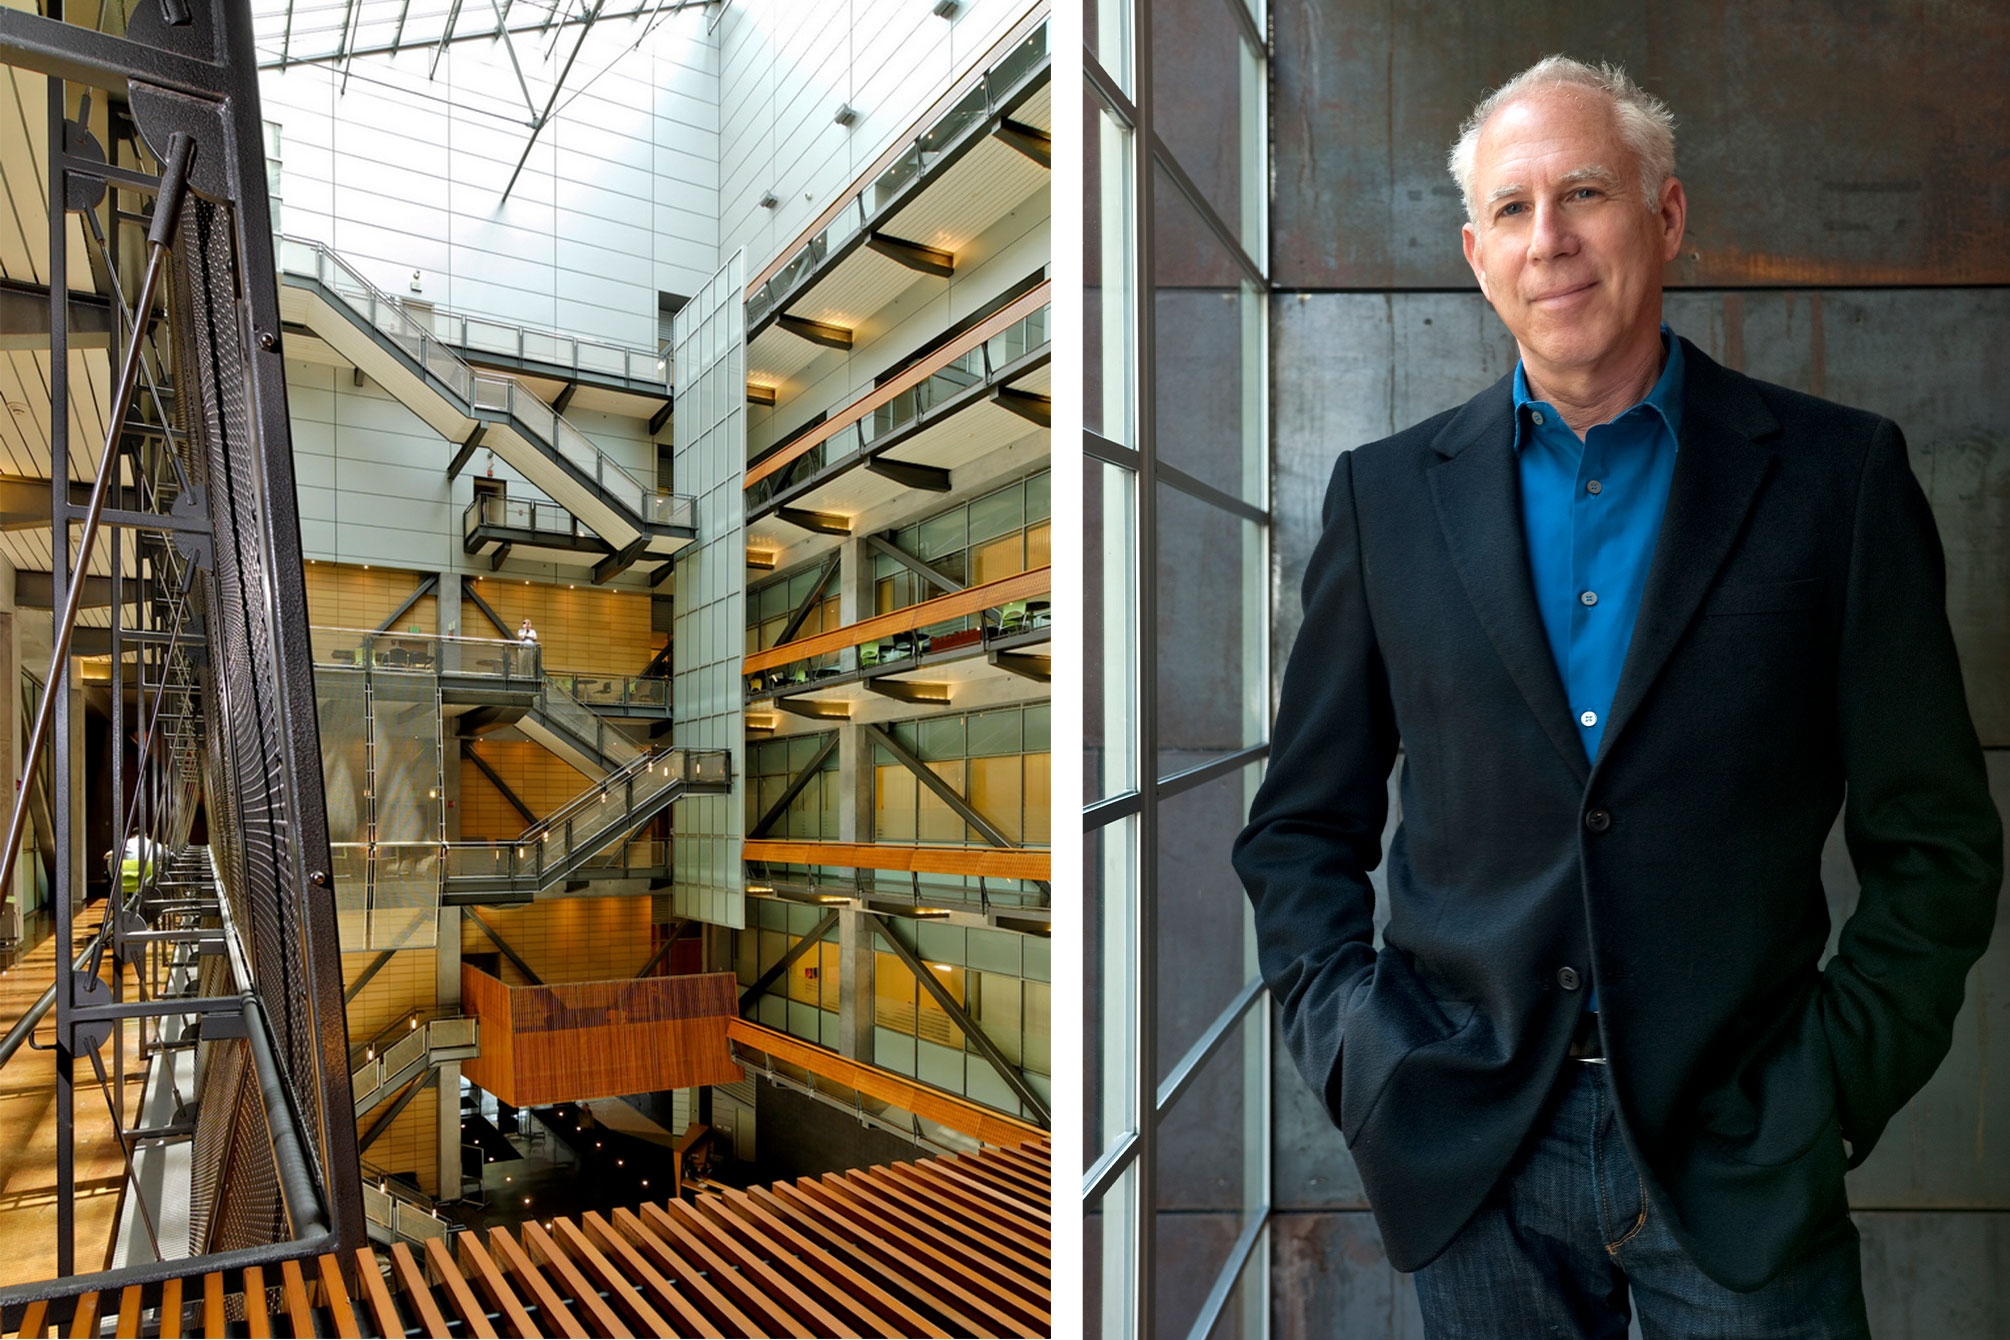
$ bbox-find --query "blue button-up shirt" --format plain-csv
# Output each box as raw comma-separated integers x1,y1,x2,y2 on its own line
1516,329,1684,1016
1514,329,1685,765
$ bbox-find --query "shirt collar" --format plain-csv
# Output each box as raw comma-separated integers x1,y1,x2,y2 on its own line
1513,324,1685,448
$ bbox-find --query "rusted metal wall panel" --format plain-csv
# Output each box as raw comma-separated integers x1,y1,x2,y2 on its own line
1271,291,2010,744
1271,3,2010,289
1267,1210,2010,1338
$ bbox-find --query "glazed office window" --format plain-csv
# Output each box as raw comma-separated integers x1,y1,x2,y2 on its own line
872,704,1052,846
743,733,840,839
734,898,840,1048
746,562,842,653
872,922,1052,1118
873,469,1052,614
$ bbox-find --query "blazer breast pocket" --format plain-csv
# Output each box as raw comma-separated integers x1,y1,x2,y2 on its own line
1701,576,1825,617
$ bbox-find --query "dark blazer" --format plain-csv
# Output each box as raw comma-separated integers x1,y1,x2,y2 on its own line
1233,339,2002,1291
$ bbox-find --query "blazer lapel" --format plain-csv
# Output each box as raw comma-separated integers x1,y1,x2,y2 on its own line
1427,375,1590,787
1593,342,1780,769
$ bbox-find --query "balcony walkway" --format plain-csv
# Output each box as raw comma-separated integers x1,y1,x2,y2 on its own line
0,904,146,1290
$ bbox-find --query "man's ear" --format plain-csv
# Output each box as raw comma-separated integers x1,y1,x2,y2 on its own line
1461,222,1489,299
1657,177,1688,262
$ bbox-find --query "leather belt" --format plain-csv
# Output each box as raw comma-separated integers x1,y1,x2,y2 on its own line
1568,1010,1606,1063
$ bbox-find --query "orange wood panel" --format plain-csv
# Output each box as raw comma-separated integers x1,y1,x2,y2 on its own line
744,284,1054,488
278,1259,315,1337
354,1248,417,1340
114,1287,141,1339
157,1279,181,1340
682,1196,863,1338
485,1230,586,1340
711,1189,938,1339
828,1172,1050,1316
726,1019,1046,1146
761,1184,997,1338
875,1164,1049,1263
63,1292,96,1338
609,1205,762,1338
548,1218,671,1339
314,1254,361,1339
901,1160,1050,1241
240,1267,269,1338
203,1272,225,1337
520,1221,632,1339
741,568,1050,672
452,1235,539,1340
655,1200,825,1339
415,1239,494,1340
740,838,1051,881
577,1211,722,1340
16,1300,46,1339
461,969,742,1109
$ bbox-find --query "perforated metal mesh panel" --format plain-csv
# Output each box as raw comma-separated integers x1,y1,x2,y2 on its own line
163,192,358,1256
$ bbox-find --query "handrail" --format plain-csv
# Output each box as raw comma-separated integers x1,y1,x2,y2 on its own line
746,285,1050,491
411,299,665,390
741,566,1050,674
279,236,689,533
740,840,1050,881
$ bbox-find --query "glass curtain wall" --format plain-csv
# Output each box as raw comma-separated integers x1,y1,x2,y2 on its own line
1085,1,1273,1338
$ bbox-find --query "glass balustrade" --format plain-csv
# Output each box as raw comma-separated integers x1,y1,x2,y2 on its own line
310,626,542,681
545,671,671,712
747,303,1050,510
427,306,666,388
745,21,1049,328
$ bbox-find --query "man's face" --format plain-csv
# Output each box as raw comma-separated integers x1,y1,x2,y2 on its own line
1460,89,1685,379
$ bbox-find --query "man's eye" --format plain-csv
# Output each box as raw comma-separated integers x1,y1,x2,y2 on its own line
1497,201,1526,218
1570,187,1601,200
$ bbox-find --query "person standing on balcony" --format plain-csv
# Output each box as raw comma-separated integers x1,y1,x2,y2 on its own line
1234,55,2000,1336
517,617,538,645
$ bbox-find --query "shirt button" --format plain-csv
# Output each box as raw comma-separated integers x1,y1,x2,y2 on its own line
1585,808,1612,832
1530,410,1546,425
1579,710,1598,728
1557,966,1581,991
1586,479,1602,495
1580,590,1598,606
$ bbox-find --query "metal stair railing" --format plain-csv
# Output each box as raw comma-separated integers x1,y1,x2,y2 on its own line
359,1164,456,1246
277,236,693,537
348,1013,479,1117
523,671,645,774
443,747,731,895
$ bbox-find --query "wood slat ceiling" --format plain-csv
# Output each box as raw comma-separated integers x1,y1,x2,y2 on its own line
2,1139,1053,1338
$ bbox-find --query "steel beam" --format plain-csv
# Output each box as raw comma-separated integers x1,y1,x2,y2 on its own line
865,231,955,278
864,533,962,594
776,314,853,350
461,741,537,826
863,722,1015,849
869,912,1049,1127
737,909,840,1012
865,457,952,491
775,555,840,647
461,907,543,985
748,731,838,838
373,574,439,634
776,507,850,537
343,949,397,1004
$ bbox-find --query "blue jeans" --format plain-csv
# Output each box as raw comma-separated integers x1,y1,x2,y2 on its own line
1411,1061,1871,1339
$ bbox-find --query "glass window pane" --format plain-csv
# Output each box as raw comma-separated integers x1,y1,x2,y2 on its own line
1155,763,1261,1082
1156,484,1265,777
1088,814,1138,1162
1155,1007,1265,1338
971,533,1026,586
1086,1159,1138,1340
969,482,1025,544
1206,1226,1268,1340
1153,8,1263,251
1086,457,1137,803
917,508,967,560
1086,0,1131,94
1087,92,1135,445
874,950,915,1033
1155,166,1263,505
968,709,1023,757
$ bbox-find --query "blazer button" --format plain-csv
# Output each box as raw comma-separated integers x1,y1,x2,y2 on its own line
1584,808,1611,832
1557,966,1581,991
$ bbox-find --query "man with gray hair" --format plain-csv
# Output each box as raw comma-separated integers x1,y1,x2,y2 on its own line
1235,55,1999,1336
